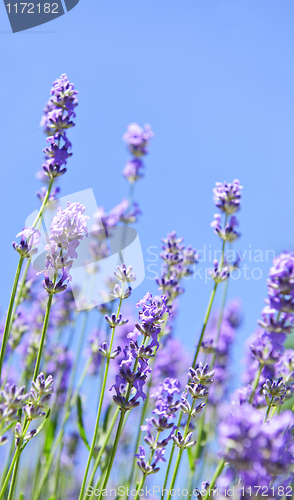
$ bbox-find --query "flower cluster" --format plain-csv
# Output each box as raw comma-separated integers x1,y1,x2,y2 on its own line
40,74,78,180
12,227,41,259
41,201,89,294
246,252,294,405
176,364,214,448
110,291,170,411
210,180,242,281
219,405,294,493
122,123,154,182
136,378,180,476
156,232,198,304
0,373,53,446
202,300,242,405
213,179,242,214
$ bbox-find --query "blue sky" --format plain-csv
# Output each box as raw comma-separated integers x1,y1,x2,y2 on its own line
1,0,294,379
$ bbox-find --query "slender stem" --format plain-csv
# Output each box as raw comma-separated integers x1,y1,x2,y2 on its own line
193,409,206,464
0,448,19,500
192,283,218,369
128,308,174,494
32,177,54,228
0,421,30,500
167,448,184,499
134,431,161,500
86,406,121,500
166,404,195,500
134,474,147,500
161,410,183,500
187,279,229,496
0,256,25,381
54,311,89,497
249,364,262,404
7,454,20,500
98,351,142,499
33,352,93,500
9,178,55,330
203,458,226,499
78,295,124,500
211,279,229,369
98,409,127,499
265,396,274,422
1,439,14,489
33,292,54,381
127,370,151,491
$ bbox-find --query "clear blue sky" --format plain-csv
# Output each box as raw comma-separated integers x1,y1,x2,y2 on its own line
1,0,294,378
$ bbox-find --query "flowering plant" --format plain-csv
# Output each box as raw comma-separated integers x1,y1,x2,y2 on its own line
0,75,293,500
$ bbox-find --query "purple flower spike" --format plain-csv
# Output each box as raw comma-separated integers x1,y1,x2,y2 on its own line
123,123,154,157
38,74,78,181
213,179,242,214
12,227,40,259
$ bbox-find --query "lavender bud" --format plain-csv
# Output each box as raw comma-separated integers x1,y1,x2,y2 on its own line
105,313,129,328
114,264,136,283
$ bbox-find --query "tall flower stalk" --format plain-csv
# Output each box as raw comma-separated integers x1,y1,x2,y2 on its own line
78,265,134,499
0,75,78,383
161,180,242,497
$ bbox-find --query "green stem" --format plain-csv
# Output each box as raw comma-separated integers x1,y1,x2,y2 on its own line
193,409,206,464
78,295,124,500
0,421,30,500
166,448,184,500
7,454,20,500
98,409,127,499
98,351,142,500
0,448,20,500
134,431,161,500
9,178,55,331
86,406,121,500
127,368,152,491
32,177,54,228
265,396,274,422
54,311,89,498
211,279,229,369
203,458,226,499
166,404,195,500
161,409,182,500
33,292,54,381
192,282,218,369
0,256,25,381
134,474,147,500
188,279,229,496
33,352,93,500
249,364,262,404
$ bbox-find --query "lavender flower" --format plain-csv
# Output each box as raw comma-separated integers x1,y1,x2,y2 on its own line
12,227,40,258
110,293,169,410
213,180,242,214
211,214,240,242
137,378,180,476
209,259,229,283
41,201,89,294
123,123,154,157
40,74,78,180
219,405,294,489
37,186,60,202
156,232,198,302
263,377,286,408
0,383,29,422
122,158,144,183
